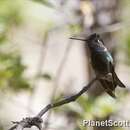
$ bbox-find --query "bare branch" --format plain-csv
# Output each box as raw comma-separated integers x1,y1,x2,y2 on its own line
9,77,98,130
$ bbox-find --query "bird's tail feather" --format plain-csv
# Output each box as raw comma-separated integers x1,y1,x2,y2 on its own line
113,71,126,88
110,63,126,88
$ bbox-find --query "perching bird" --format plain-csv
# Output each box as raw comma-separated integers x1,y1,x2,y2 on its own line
70,33,126,98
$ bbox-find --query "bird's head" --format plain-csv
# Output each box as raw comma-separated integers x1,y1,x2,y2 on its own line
70,33,104,50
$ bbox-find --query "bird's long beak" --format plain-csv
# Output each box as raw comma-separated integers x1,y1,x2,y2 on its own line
69,37,87,42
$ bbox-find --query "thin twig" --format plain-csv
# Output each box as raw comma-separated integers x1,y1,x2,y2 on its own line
9,77,98,130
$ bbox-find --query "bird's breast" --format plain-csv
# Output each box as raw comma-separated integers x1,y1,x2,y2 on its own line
90,50,112,75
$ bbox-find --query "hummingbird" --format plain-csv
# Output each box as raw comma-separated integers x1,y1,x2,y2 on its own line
70,33,126,98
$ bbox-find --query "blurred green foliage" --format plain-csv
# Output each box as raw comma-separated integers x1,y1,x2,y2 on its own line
0,0,30,91
0,0,22,24
0,52,30,91
32,0,53,8
66,95,118,118
0,125,4,130
0,0,23,43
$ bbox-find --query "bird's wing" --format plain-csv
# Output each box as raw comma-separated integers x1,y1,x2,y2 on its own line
110,62,126,88
103,51,116,89
108,61,117,89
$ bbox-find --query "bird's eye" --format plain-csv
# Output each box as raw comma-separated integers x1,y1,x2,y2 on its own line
97,39,105,45
98,39,100,43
